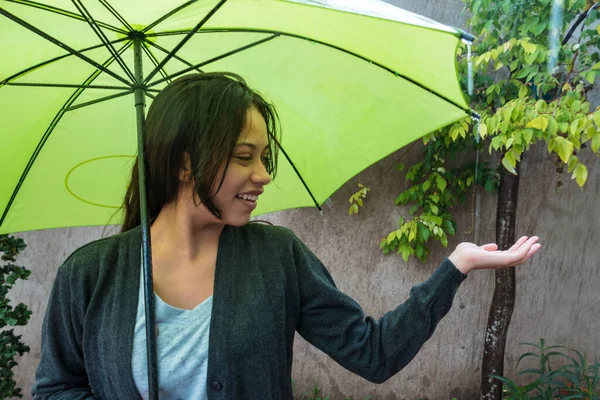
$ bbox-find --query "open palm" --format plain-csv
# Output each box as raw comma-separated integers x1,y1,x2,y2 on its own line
449,236,541,275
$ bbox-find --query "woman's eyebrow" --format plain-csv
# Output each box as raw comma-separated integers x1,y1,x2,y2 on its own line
236,142,269,151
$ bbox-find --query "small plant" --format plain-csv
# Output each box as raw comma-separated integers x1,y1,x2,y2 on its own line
348,183,370,215
490,339,600,399
0,234,32,399
294,379,374,400
301,381,330,400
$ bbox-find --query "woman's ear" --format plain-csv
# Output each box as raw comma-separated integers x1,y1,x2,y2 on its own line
179,152,192,182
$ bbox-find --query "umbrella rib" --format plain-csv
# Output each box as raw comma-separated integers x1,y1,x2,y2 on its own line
3,0,126,34
0,41,132,229
4,82,130,90
64,89,133,111
71,0,135,83
143,0,229,84
143,39,205,75
0,7,132,87
0,38,129,85
147,33,279,88
141,42,171,85
148,28,477,117
275,142,322,211
96,0,133,32
142,0,197,34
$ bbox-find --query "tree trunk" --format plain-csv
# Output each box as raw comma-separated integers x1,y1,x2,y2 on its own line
480,162,521,399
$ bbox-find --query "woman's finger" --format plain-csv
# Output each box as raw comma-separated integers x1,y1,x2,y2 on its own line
513,237,540,264
480,243,498,251
507,236,529,252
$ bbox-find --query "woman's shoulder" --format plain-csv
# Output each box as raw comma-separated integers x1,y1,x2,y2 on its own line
59,227,139,276
239,221,297,243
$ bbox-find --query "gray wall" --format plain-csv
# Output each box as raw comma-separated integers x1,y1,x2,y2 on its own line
7,0,600,399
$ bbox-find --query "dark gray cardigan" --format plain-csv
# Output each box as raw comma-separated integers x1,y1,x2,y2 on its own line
32,223,466,399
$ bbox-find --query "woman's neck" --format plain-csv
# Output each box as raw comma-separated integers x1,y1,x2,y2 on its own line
150,197,224,264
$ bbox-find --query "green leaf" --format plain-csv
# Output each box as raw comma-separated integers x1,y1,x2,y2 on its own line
518,84,529,98
547,117,558,137
592,132,600,152
573,163,588,187
592,62,600,70
430,204,439,215
396,163,405,171
554,136,574,163
567,155,579,173
522,41,536,54
569,120,578,136
386,230,397,244
415,245,424,259
526,116,549,132
401,246,411,262
593,110,600,127
478,122,488,139
444,220,456,235
522,129,534,146
419,224,430,241
422,180,430,192
585,70,596,85
524,52,537,65
436,176,447,191
502,156,517,175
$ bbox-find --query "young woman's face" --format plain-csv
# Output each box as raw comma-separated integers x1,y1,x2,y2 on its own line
210,106,272,226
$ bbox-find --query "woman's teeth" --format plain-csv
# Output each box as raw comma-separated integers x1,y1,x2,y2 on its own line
237,194,258,202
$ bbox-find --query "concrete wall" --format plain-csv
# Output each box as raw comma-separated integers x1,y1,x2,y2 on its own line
6,0,600,399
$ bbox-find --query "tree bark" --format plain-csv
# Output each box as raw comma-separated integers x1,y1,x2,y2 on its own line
480,162,521,399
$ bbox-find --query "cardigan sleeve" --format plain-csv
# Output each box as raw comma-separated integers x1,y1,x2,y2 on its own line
292,234,467,384
32,258,98,399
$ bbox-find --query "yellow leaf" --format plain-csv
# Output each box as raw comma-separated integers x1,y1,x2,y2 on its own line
572,163,588,187
386,231,397,244
409,222,417,242
592,132,600,152
567,155,579,173
547,117,558,137
526,116,549,132
502,157,517,174
554,136,574,163
479,123,488,139
593,110,600,127
522,41,536,54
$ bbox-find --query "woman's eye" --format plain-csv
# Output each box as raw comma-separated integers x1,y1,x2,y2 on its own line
235,156,252,161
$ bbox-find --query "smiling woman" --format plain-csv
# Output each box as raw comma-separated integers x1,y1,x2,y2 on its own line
121,72,280,232
32,72,541,400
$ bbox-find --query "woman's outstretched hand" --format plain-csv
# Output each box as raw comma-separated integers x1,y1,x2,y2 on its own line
448,236,541,275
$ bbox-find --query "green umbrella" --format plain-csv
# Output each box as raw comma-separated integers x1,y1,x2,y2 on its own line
0,0,476,397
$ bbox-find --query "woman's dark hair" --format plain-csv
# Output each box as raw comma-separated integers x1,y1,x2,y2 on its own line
121,72,280,232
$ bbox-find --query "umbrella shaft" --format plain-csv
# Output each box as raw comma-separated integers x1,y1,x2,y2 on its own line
133,34,159,400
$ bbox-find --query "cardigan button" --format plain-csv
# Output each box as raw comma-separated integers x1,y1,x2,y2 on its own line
211,381,223,392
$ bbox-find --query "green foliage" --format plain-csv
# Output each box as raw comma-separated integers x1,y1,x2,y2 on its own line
0,234,32,399
348,183,370,215
380,132,498,262
490,339,600,399
381,0,600,261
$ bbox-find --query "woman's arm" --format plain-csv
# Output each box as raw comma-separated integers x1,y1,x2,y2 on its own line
32,261,97,399
294,234,540,383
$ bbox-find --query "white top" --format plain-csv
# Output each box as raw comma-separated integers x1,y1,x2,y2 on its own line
132,267,212,400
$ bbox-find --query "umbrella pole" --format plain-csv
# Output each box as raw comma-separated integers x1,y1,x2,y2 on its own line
132,32,159,400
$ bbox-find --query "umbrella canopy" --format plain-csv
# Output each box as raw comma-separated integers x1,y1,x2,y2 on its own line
0,0,474,235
